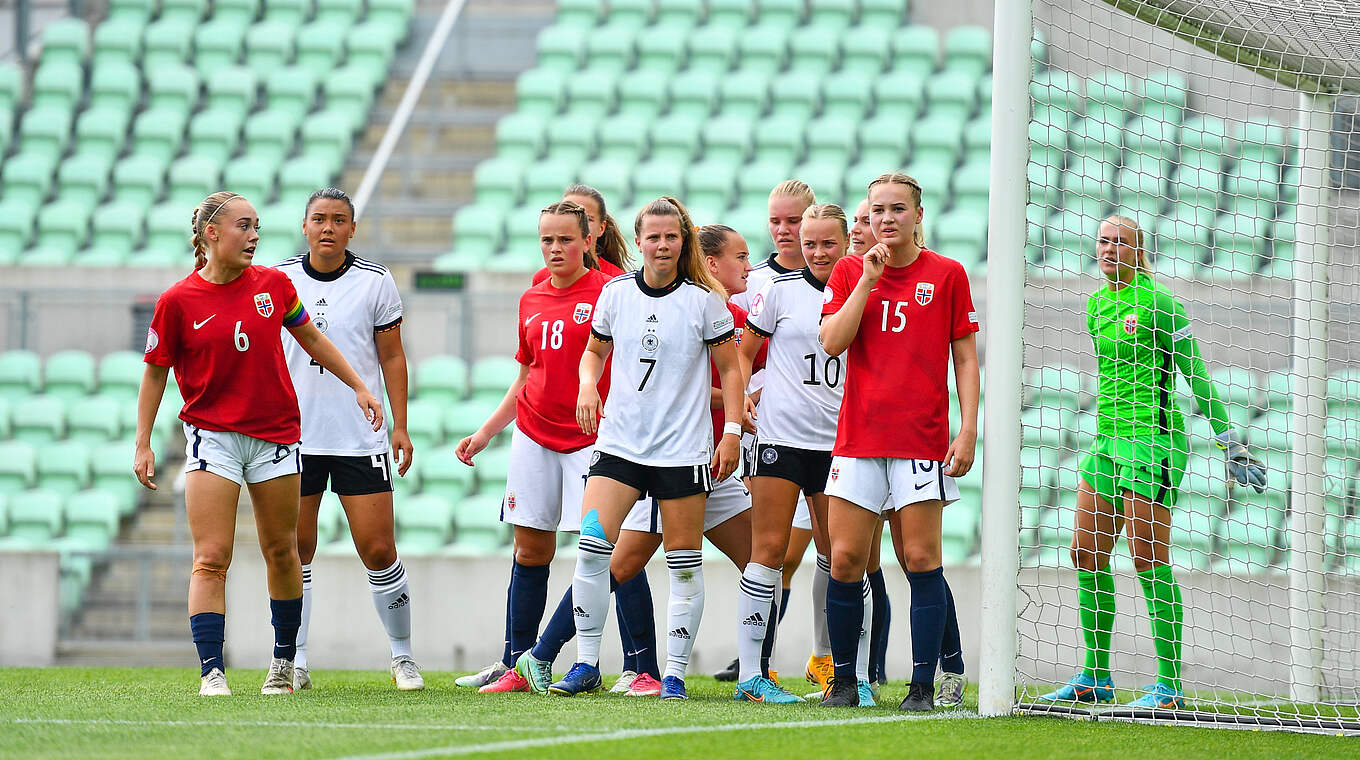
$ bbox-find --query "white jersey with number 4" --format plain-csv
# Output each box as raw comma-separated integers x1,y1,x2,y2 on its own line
277,252,403,456
745,268,843,450
591,271,735,467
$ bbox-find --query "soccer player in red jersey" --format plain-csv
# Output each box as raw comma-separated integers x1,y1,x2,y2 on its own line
530,184,632,286
819,173,980,712
134,191,383,697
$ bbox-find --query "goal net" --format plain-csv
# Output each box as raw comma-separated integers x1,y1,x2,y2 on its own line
996,0,1360,733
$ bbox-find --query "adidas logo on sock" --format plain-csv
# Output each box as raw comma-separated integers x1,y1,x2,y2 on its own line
742,612,765,626
645,314,658,323
388,593,410,610
668,627,691,640
573,605,588,617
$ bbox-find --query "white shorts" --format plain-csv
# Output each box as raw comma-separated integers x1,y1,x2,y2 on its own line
621,475,751,534
502,424,591,533
792,495,812,530
825,456,960,516
183,423,301,486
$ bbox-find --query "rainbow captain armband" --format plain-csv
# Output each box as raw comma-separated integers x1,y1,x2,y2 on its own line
282,296,310,328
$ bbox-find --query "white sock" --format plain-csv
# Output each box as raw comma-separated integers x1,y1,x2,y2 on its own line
857,577,872,683
664,549,704,680
737,562,781,682
812,554,832,657
296,563,312,669
367,559,412,659
572,534,614,666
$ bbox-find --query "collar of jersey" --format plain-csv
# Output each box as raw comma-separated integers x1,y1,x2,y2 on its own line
800,267,825,291
635,269,684,298
302,250,355,282
766,255,797,275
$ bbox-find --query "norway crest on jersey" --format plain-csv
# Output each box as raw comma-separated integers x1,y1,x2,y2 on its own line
915,282,934,306
573,302,593,324
254,292,274,318
1123,313,1139,335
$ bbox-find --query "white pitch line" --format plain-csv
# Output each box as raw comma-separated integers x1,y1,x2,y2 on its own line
330,712,981,760
5,718,577,732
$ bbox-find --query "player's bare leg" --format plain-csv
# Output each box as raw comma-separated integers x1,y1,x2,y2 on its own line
186,470,240,696
248,474,303,695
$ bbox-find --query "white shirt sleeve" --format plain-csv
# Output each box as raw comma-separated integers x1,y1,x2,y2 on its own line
591,281,616,340
745,279,779,337
374,270,404,329
702,290,735,343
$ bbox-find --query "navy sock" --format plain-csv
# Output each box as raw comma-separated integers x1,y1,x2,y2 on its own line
906,568,947,686
190,612,225,676
531,586,576,664
500,567,514,667
760,585,780,678
615,570,658,678
867,568,890,682
778,587,791,624
825,576,864,685
269,597,303,662
939,575,964,675
509,561,550,664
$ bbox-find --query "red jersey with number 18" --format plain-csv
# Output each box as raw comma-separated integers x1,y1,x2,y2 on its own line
821,248,979,460
514,268,614,453
144,266,311,444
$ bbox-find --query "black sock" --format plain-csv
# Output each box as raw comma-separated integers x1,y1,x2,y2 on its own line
531,586,575,663
269,597,303,661
500,567,514,667
778,586,791,623
939,574,964,675
616,571,659,678
759,585,779,678
906,568,946,686
867,568,890,682
508,561,550,664
825,576,863,686
190,612,225,676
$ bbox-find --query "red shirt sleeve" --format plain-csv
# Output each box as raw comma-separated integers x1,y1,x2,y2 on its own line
144,291,180,367
531,267,549,286
949,263,980,340
822,256,858,317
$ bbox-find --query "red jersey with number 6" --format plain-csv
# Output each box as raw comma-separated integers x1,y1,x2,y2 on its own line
821,248,979,459
144,266,311,444
515,268,614,453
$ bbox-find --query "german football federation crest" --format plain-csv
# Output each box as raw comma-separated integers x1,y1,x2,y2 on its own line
915,282,934,306
573,302,593,324
1123,313,1139,335
254,292,274,317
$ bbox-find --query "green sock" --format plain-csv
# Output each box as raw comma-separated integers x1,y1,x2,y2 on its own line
1137,564,1183,692
1077,567,1116,681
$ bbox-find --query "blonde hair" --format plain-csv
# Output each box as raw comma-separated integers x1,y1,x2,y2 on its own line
1102,214,1148,270
540,200,598,270
867,172,926,247
191,191,244,270
635,196,725,297
801,203,849,240
769,179,816,207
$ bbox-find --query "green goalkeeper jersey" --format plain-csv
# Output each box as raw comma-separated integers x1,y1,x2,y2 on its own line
1086,272,1231,439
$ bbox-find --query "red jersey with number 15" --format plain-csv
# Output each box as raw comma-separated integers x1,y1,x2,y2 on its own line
822,248,979,460
515,268,614,453
144,266,311,444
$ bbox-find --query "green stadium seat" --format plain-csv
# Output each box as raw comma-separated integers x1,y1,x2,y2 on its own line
415,354,469,405
1084,70,1139,121
322,68,374,130
1032,69,1082,122
223,155,278,202
501,203,543,254
147,64,200,115
684,159,737,212
442,397,499,444
12,395,65,444
278,155,333,206
109,0,157,22
1223,160,1281,218
655,0,698,28
3,151,59,208
96,351,144,402
205,65,258,114
597,114,651,162
802,116,855,166
516,67,565,117
585,24,637,74
686,23,738,74
736,24,789,75
852,114,908,168
215,0,262,26
166,154,222,204
447,494,510,554
0,398,8,438
755,0,803,27
962,115,991,165
264,0,313,26
143,199,195,254
0,201,39,265
556,0,604,27
402,399,444,450
1202,212,1265,282
522,158,578,208
36,441,92,499
820,71,870,120
495,113,545,163
142,18,194,69
576,157,632,204
952,159,989,214
472,445,512,494
1114,161,1167,220
161,0,209,21
420,447,475,503
88,69,140,127
545,113,599,166
1234,118,1288,166
700,115,752,166
344,22,399,87
296,20,347,80
315,0,362,25
64,490,120,551
942,25,990,77
718,69,770,120
565,70,618,117
368,0,415,42
808,0,854,31
835,24,891,76
264,66,318,121
792,161,845,206
0,61,21,115
628,157,683,204
43,350,96,401
1123,116,1178,166
40,18,90,67
535,25,586,72
5,489,63,545
1068,114,1123,165
473,156,526,207
668,69,720,120
0,351,41,402
243,108,300,165
768,71,819,121
635,24,687,74
0,442,37,496
471,356,522,401
193,19,248,71
245,21,297,79
614,70,666,119
256,201,304,258
187,107,245,164
299,110,355,171
925,70,979,122
752,114,804,166
890,25,938,78
452,203,506,255
910,113,963,166
858,0,908,27
112,154,167,208
1151,215,1209,278
1138,68,1187,123
737,160,793,208
30,200,93,258
93,19,144,67
55,152,113,208
707,0,752,26
788,31,838,76
935,208,987,270
1327,368,1360,416
872,70,926,122
395,493,454,554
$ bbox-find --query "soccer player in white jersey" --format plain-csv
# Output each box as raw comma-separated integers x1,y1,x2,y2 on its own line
731,204,858,704
549,197,745,701
820,173,980,711
730,180,816,313
275,188,422,691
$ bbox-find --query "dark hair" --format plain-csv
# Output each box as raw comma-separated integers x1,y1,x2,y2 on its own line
564,183,631,271
698,224,738,258
540,200,598,269
191,191,245,270
635,196,725,297
305,187,355,218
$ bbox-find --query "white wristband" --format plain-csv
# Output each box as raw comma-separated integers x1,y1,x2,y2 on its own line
723,422,742,438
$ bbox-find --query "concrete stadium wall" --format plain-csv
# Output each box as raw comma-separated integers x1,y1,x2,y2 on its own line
0,551,59,666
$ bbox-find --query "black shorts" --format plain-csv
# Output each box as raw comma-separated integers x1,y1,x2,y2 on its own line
749,443,833,496
300,453,394,497
588,451,711,500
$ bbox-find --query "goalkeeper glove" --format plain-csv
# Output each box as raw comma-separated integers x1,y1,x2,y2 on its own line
1214,429,1267,494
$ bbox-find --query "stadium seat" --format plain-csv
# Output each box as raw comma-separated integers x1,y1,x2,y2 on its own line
245,21,297,79
951,160,991,215
11,395,64,444
395,493,454,554
0,202,38,266
655,0,698,29
756,0,803,28
684,160,739,213
614,71,666,120
0,61,21,116
3,153,59,211
1150,215,1209,278
789,33,838,76
1031,69,1082,123
544,113,599,166
1223,160,1281,218
473,156,526,207
889,25,938,79
66,395,123,445
160,0,209,21
278,156,333,206
28,200,92,261
142,18,194,69
299,110,355,172
264,0,312,25
925,70,980,122
1068,114,1123,165
111,155,167,209
4,489,63,545
94,351,144,403
793,161,845,206
345,22,400,87
668,70,720,120
419,447,474,503
1140,69,1188,124
1203,212,1266,282
820,71,871,121
858,0,909,27
222,155,279,202
240,109,299,166
322,66,375,131
515,67,565,117
535,25,585,73
872,70,926,122
167,154,223,205
1084,70,1140,121
0,351,41,402
193,19,248,71
55,152,113,209
264,66,319,121
737,160,793,208
0,441,38,496
187,108,245,164
442,397,499,444
595,114,650,164
700,115,753,166
315,0,362,24
753,114,804,166
582,24,636,74
75,106,134,165
556,0,603,28
89,61,141,116
737,24,789,75
142,200,194,256
635,24,687,74
768,71,820,122
942,25,991,78
43,350,97,401
471,357,521,400
1234,118,1288,166
1114,163,1167,221
522,158,578,208
854,114,909,168
803,116,856,166
215,0,262,26
108,0,156,23
415,355,469,405
472,445,512,494
910,113,964,167
718,70,771,120
35,441,92,500
64,490,120,551
707,0,752,27
500,203,543,254
39,18,90,67
447,494,510,554
403,399,444,451
127,111,188,168
367,0,415,42
686,23,738,74
564,70,618,117
834,24,891,77
628,157,684,204
18,105,73,162
451,203,506,255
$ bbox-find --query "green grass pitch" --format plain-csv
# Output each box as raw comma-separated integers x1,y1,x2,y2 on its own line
0,668,1352,759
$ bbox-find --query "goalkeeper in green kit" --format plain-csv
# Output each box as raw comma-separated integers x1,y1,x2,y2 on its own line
1038,216,1267,710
